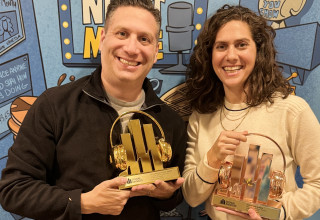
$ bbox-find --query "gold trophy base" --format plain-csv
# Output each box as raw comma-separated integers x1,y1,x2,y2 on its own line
212,194,281,220
119,167,180,189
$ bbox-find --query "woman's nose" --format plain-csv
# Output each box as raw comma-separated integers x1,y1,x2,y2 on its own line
226,46,238,61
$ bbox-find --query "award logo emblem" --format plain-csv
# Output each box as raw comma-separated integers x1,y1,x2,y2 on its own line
109,110,180,189
212,133,286,220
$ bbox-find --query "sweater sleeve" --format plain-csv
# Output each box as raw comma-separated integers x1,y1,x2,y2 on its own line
0,93,82,220
280,102,320,219
182,112,219,207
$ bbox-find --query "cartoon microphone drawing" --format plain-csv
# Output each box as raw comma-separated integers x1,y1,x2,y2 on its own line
160,2,194,74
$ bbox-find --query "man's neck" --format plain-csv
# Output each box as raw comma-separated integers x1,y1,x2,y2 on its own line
101,77,144,102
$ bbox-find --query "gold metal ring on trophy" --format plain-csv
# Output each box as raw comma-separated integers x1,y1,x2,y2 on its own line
110,110,166,148
247,133,286,174
109,110,172,170
109,110,180,190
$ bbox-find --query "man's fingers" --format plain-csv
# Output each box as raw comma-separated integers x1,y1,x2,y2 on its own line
105,177,127,189
154,177,184,190
171,177,184,189
175,177,185,186
131,183,154,191
130,178,183,199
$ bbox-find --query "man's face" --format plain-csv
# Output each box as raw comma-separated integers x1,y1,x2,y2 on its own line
99,6,159,85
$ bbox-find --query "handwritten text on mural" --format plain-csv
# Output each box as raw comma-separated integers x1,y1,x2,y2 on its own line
260,0,281,19
0,55,31,102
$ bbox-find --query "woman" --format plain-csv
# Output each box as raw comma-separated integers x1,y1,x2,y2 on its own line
182,4,320,220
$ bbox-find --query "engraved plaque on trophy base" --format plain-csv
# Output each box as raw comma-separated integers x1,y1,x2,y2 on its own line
212,192,281,219
119,167,180,189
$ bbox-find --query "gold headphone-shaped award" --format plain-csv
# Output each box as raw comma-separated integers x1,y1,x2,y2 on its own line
109,110,180,189
212,133,286,220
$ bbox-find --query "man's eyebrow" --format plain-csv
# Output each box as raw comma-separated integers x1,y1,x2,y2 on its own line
111,26,156,38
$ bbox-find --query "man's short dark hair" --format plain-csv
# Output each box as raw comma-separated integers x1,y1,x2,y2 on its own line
105,0,161,37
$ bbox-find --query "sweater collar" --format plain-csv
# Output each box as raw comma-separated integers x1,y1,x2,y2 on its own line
224,99,249,111
82,65,164,108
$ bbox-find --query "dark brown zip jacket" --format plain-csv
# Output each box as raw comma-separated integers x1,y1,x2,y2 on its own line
0,66,187,220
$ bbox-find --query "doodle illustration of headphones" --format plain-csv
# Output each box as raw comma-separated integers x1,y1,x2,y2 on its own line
218,133,286,199
109,110,172,171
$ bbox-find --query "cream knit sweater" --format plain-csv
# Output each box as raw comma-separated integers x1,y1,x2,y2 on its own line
182,95,320,220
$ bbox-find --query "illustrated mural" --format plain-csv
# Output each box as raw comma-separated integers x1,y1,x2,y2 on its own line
0,0,319,219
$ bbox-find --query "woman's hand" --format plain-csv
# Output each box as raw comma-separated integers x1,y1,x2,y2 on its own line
207,130,248,168
215,207,266,220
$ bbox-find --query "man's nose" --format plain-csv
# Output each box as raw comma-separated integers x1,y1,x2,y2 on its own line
123,37,139,55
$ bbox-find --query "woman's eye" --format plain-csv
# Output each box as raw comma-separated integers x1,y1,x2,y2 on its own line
238,42,248,48
216,45,225,50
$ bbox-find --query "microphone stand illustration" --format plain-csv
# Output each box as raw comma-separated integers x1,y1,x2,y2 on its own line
160,2,194,74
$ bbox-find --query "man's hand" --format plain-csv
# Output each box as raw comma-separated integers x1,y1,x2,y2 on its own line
130,177,184,199
81,177,130,215
215,207,266,220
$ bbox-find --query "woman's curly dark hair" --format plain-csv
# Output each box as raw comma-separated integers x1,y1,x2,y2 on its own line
186,4,291,114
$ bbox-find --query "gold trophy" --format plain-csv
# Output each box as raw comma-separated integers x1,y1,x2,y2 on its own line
212,133,286,220
109,110,180,189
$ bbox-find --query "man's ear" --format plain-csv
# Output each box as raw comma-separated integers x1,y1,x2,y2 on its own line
153,42,159,64
99,28,106,51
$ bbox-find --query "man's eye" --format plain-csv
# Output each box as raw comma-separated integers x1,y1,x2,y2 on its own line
117,32,126,37
140,37,150,43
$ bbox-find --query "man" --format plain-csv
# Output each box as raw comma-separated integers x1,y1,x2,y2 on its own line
0,0,187,219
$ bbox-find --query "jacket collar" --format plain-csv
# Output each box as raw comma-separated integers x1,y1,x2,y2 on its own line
82,65,164,108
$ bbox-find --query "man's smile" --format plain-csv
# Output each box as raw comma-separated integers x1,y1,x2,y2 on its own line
119,57,140,66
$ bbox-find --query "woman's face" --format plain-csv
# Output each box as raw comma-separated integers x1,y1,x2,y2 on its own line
212,20,257,95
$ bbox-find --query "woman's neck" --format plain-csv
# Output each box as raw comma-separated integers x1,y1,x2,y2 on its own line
223,83,250,104
224,90,246,104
